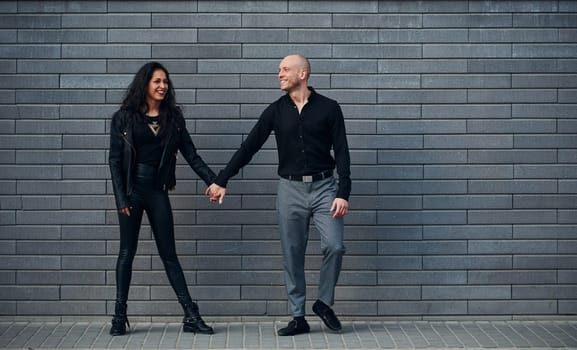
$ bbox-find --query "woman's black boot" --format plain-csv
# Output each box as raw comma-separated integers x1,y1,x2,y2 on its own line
182,302,214,334
110,301,130,336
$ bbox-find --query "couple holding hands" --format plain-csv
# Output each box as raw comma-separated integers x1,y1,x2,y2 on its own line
108,55,351,336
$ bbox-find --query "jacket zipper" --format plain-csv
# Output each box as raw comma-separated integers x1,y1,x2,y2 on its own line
158,132,173,191
122,131,136,195
122,131,136,164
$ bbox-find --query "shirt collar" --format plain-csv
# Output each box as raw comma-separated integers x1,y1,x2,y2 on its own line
284,86,316,103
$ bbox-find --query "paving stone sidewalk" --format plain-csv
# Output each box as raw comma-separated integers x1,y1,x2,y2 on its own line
1,320,576,349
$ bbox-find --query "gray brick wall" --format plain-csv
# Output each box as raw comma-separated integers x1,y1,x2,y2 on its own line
0,0,576,319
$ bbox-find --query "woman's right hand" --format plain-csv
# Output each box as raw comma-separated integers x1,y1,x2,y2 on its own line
118,207,131,216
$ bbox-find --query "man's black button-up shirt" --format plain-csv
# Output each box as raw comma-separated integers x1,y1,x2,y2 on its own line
215,87,351,200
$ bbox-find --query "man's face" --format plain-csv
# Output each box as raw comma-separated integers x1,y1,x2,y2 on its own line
278,56,304,92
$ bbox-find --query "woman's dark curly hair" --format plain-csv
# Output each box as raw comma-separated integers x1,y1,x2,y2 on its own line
121,61,180,142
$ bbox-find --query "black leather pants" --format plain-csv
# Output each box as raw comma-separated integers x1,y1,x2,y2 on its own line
115,163,192,305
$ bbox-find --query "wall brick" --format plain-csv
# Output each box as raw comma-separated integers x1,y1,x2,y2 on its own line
17,1,107,13
16,241,106,255
424,256,512,270
16,89,106,104
62,14,150,29
423,195,511,209
469,120,556,134
470,29,559,43
333,44,421,59
0,286,60,300
18,29,107,44
0,44,60,58
513,285,577,299
0,74,59,89
383,29,471,43
17,271,105,285
18,301,105,315
467,150,556,164
152,286,239,300
108,29,198,43
0,271,15,284
515,194,577,209
422,74,510,88
514,44,577,58
0,14,61,29
108,1,197,12
424,165,513,179
378,301,467,315
199,29,287,43
559,301,577,314
332,74,419,89
468,301,556,315
468,240,557,254
153,13,240,28
425,135,513,149
468,58,557,73
379,180,467,194
291,29,378,43
513,104,577,118
378,241,466,255
379,150,466,164
12,195,54,210
198,1,285,13
469,210,557,224
379,1,468,13
62,44,151,59
468,89,557,103
514,225,577,239
475,179,555,194
468,270,557,285
423,104,511,118
379,89,467,104
514,13,577,27
242,44,332,59
16,120,104,134
0,0,575,319
422,286,511,300
380,59,468,73
423,44,511,58
378,271,466,285
378,210,467,225
379,120,466,134
514,255,577,269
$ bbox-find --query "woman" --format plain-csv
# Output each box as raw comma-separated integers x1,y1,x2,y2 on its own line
108,62,215,336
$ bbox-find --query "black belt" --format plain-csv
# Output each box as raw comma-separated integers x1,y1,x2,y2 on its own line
281,170,333,183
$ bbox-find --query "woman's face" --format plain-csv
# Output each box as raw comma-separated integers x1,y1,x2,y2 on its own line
147,69,168,104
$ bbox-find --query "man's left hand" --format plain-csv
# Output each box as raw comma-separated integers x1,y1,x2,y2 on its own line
330,198,349,218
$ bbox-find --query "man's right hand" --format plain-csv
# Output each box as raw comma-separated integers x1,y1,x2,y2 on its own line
118,207,131,216
206,183,226,205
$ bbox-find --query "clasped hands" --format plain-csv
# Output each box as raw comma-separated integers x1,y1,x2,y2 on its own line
204,183,348,218
205,183,226,205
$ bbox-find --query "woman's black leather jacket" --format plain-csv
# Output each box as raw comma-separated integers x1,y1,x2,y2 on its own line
108,109,216,210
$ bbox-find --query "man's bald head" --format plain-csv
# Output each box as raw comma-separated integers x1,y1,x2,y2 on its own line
281,54,311,80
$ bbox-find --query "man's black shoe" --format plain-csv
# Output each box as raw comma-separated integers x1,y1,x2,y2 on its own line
312,300,342,332
277,318,310,336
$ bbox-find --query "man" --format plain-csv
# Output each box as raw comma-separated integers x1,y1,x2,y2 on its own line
207,54,351,336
